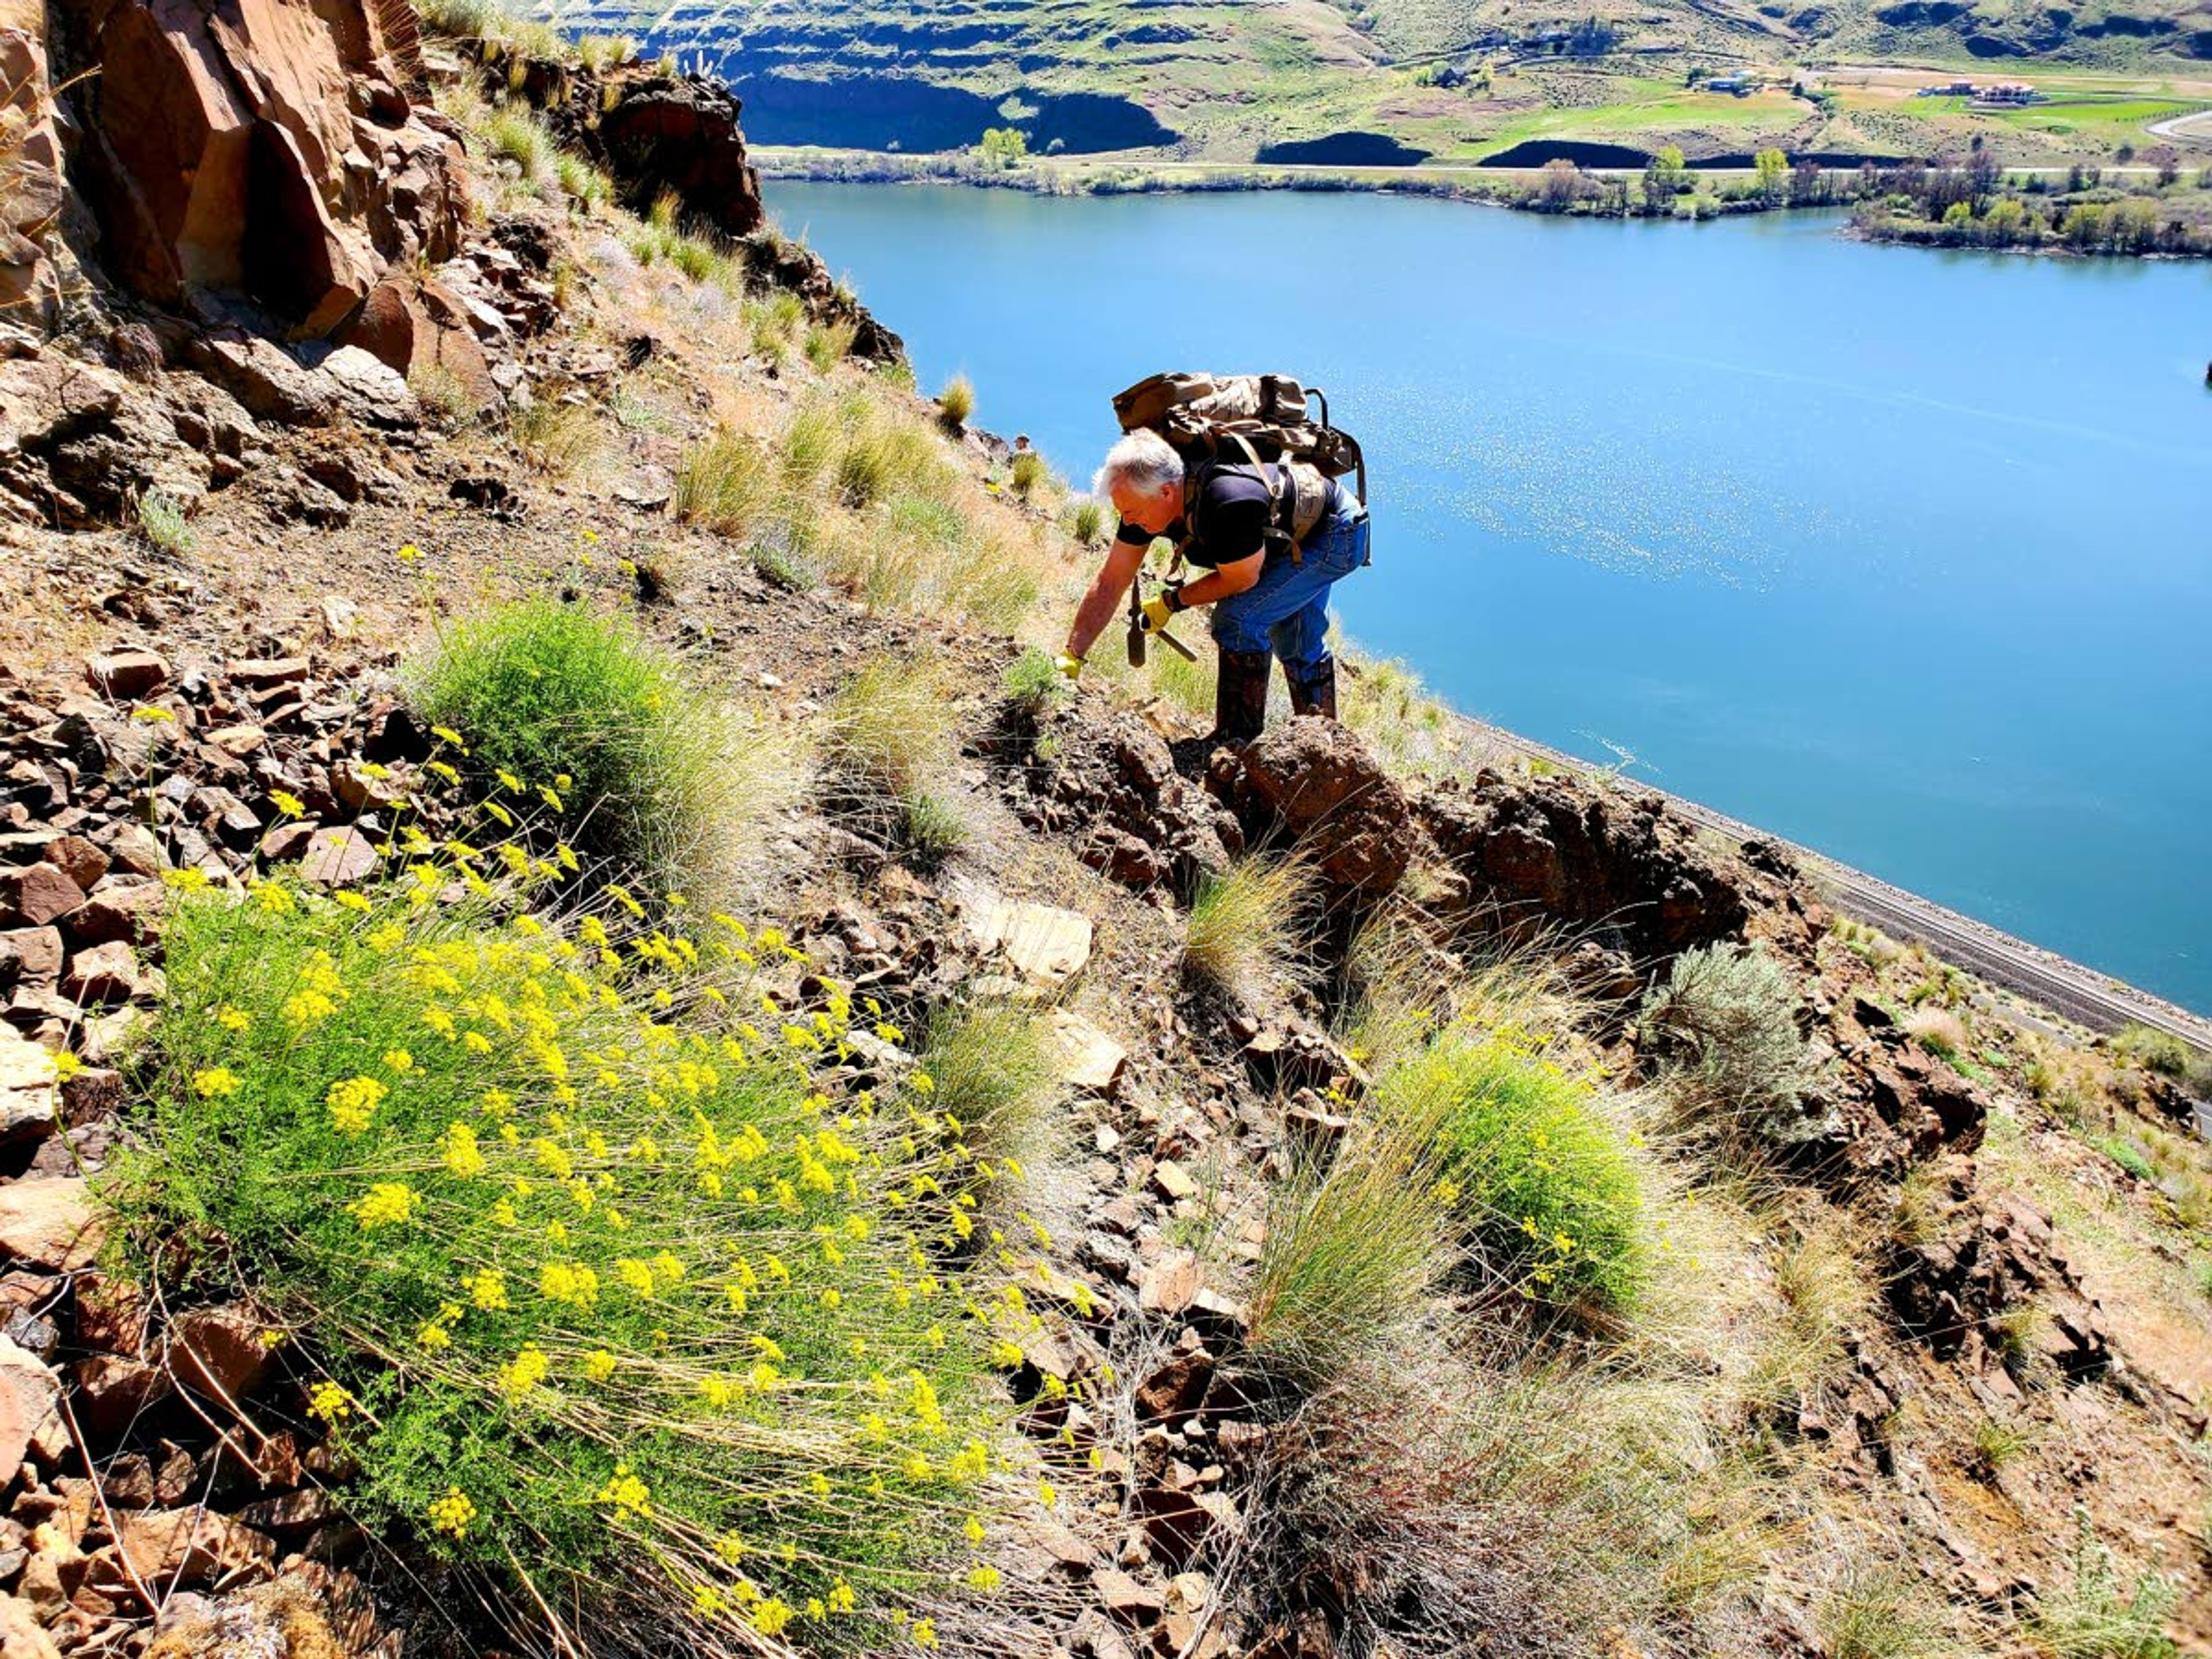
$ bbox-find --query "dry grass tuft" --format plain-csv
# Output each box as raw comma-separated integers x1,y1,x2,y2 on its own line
1183,855,1317,998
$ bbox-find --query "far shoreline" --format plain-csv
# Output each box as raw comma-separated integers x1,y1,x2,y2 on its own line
755,147,2212,261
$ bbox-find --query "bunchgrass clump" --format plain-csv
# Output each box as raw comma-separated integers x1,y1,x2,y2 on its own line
135,488,194,554
1065,498,1108,547
805,321,857,373
513,397,605,478
919,1001,1062,1164
1009,452,1046,499
1247,1117,1446,1389
822,661,961,857
937,374,975,427
117,862,1031,1654
1382,1033,1647,1313
1815,1565,1958,1659
1183,856,1315,997
2030,1511,2179,1658
673,427,772,535
483,107,553,185
406,601,736,895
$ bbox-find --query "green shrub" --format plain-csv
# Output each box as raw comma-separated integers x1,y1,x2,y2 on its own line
1001,647,1073,716
1639,943,1821,1139
117,866,1020,1650
135,488,194,554
1009,452,1047,499
406,601,728,893
2031,1511,2179,1658
673,427,772,535
2097,1136,2156,1182
2112,1024,2212,1097
1382,1035,1646,1312
554,151,612,212
937,374,975,427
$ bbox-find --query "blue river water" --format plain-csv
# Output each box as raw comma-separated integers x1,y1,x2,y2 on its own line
763,181,2212,1014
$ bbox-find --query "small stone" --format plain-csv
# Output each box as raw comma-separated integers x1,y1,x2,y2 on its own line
226,658,309,688
99,823,165,878
320,596,361,639
1093,1123,1122,1156
0,929,61,986
0,1588,60,1658
165,1306,274,1404
298,826,378,887
0,1336,60,1493
0,1179,107,1271
1152,1160,1198,1202
1052,1011,1128,1095
70,1354,171,1442
205,724,266,757
0,1029,56,1140
85,650,169,700
69,881,165,948
40,838,108,892
63,940,161,1006
0,865,83,929
1090,1566,1164,1623
329,759,397,812
259,822,317,861
1137,1248,1201,1316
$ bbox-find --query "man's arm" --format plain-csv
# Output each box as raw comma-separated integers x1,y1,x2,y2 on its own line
1065,538,1150,663
1175,553,1262,609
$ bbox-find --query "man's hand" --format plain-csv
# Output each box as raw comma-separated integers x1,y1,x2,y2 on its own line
1139,585,1184,635
1055,652,1084,681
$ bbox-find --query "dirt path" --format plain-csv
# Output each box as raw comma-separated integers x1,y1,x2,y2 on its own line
1455,717,2212,1057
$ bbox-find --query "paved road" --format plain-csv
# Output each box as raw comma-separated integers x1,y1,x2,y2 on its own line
2146,107,2212,143
1459,718,2212,1056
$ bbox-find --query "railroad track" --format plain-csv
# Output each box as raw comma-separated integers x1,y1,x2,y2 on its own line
1462,719,2212,1055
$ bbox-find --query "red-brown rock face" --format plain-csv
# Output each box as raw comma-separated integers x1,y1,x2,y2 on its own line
56,0,464,333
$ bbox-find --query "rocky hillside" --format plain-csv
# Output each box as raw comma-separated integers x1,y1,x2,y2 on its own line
3,4,2211,1657
540,0,2212,166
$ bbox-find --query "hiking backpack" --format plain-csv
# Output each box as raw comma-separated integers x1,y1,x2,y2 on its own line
1111,372,1367,558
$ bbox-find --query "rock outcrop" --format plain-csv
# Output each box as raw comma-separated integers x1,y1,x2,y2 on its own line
1418,770,1748,961
1,15,65,317
51,0,465,333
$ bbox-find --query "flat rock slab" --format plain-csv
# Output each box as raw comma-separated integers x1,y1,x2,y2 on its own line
0,1028,56,1140
953,879,1092,988
0,1179,107,1272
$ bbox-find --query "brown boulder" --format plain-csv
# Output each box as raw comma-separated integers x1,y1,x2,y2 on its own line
1222,717,1418,902
0,25,62,320
63,939,162,1005
0,1027,56,1139
71,1353,171,1442
594,75,764,236
0,864,82,929
89,1508,273,1593
62,0,464,332
335,274,495,411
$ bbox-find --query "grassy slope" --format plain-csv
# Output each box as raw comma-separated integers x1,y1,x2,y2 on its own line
529,0,2212,165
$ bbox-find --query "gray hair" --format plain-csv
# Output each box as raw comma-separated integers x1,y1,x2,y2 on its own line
1092,429,1184,499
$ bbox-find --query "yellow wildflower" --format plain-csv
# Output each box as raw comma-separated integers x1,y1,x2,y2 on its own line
427,1487,476,1539
347,1182,417,1230
192,1067,241,1099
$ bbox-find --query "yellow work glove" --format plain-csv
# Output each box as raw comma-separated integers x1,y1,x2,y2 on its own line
1139,591,1182,634
1054,652,1084,681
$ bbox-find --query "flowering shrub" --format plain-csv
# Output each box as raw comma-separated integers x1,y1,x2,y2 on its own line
119,841,1046,1651
1395,1033,1647,1312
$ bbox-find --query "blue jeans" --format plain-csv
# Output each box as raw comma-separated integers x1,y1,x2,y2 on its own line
1209,497,1369,668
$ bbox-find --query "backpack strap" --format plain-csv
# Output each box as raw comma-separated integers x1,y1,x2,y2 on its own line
1218,430,1304,566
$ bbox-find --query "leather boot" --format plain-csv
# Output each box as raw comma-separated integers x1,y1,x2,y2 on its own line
1285,654,1339,721
1211,648,1273,746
